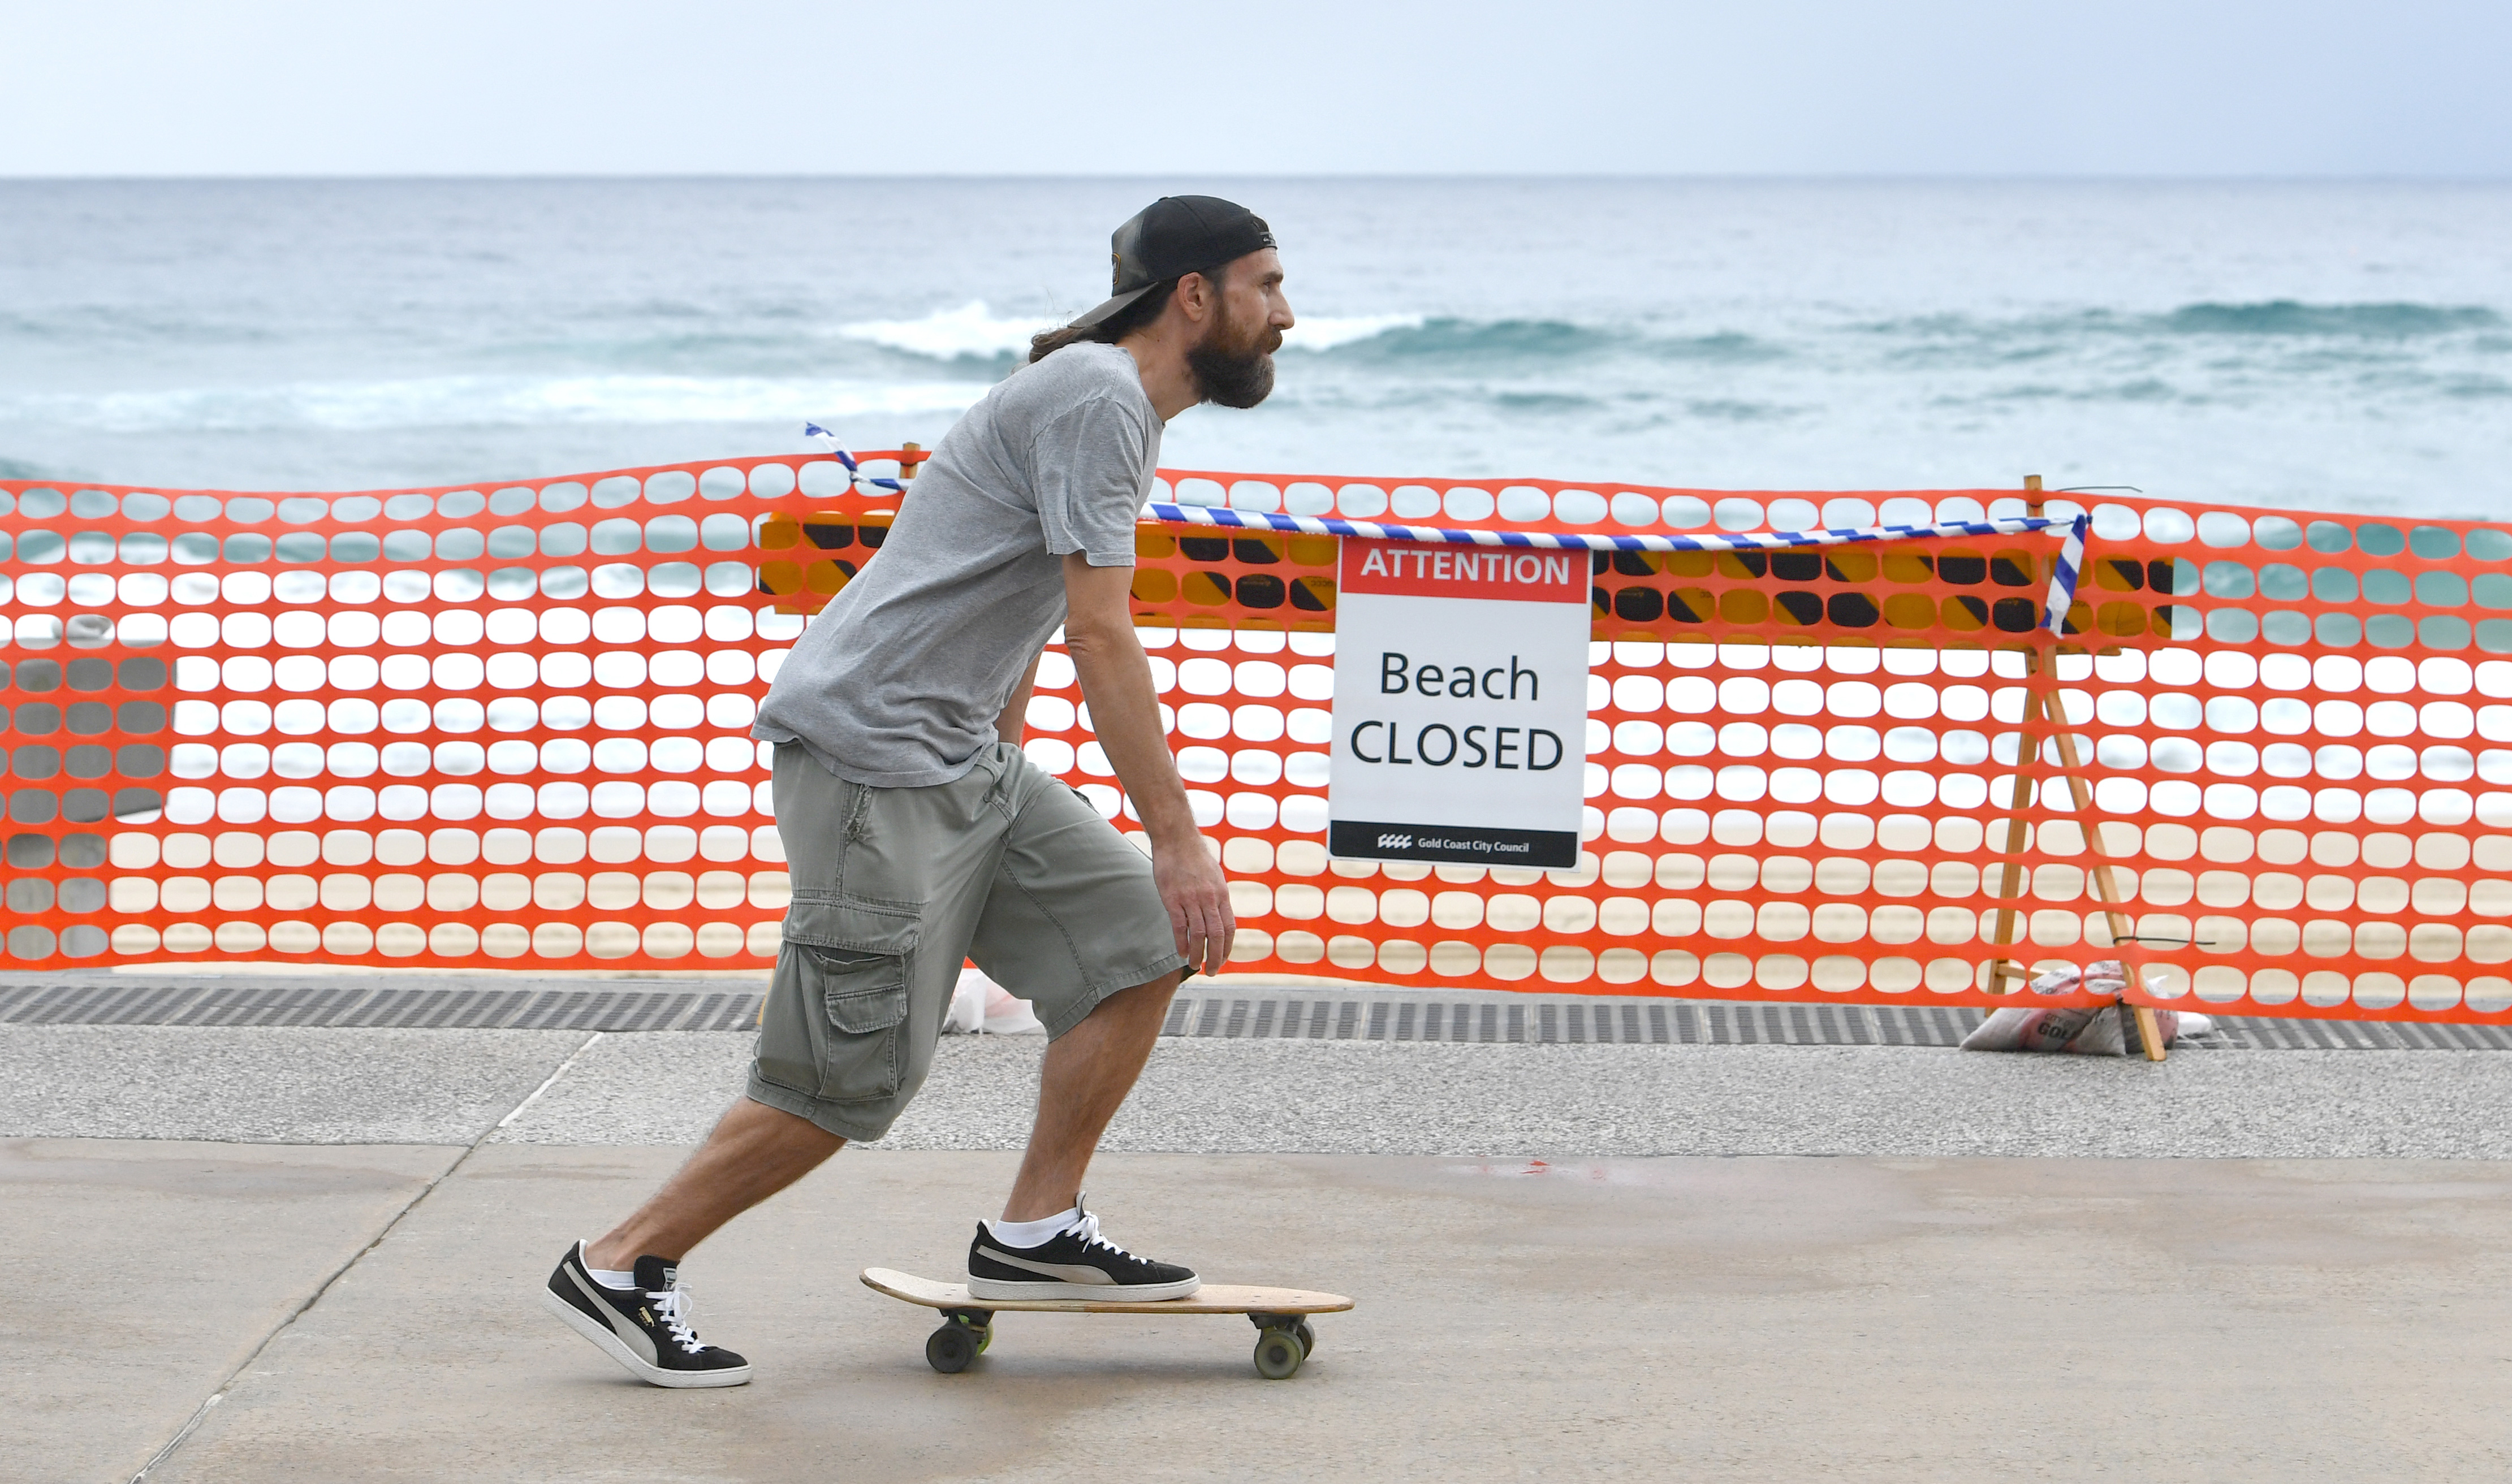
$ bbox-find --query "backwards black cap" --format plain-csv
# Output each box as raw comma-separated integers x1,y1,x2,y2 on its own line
1068,196,1275,330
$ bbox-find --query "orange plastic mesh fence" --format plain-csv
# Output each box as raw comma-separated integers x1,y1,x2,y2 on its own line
1108,471,2512,1024
0,466,801,968
5,458,2508,1023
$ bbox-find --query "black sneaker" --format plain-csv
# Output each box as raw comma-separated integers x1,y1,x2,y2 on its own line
966,1199,1201,1301
539,1241,752,1388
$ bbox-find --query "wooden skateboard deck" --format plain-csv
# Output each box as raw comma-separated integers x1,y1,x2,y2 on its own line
862,1267,1351,1378
864,1267,1349,1316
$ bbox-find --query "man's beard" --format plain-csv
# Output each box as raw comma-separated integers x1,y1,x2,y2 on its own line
1186,308,1280,409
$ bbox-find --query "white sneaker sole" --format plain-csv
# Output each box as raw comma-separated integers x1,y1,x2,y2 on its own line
538,1285,752,1388
965,1275,1202,1303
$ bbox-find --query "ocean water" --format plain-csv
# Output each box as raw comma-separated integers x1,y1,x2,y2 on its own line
1,178,2506,517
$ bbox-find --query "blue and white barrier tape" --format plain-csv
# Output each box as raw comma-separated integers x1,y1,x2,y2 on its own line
803,424,910,494
2045,514,2091,635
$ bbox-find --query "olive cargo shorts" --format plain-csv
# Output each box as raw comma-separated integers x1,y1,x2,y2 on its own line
746,742,1189,1142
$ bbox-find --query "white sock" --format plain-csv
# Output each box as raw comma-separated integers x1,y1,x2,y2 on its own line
986,1207,1081,1248
582,1246,639,1290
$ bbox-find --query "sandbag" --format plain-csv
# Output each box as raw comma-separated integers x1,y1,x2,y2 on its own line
1959,960,2205,1054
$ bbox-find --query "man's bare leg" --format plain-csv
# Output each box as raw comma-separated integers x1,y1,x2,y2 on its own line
1000,969,1182,1221
585,1096,845,1268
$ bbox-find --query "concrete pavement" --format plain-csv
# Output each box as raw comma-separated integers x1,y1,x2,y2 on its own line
12,1144,2509,1482
10,1015,2512,1480
6,1139,460,1482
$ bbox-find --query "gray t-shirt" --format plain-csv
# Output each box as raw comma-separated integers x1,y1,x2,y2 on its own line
753,341,1161,787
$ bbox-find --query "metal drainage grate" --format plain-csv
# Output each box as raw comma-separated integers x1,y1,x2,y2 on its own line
3,978,2506,1049
0,979,763,1032
2205,1015,2512,1051
1154,995,2512,1051
1158,996,1988,1046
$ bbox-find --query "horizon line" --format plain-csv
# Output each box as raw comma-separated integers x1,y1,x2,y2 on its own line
3,170,2510,187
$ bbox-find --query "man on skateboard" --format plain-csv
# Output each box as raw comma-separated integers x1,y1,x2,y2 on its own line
540,196,1293,1387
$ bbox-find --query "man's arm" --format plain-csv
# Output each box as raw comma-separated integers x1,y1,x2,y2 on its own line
1060,552,1235,976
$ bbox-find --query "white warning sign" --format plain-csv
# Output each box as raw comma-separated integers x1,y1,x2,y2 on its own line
1327,539,1592,868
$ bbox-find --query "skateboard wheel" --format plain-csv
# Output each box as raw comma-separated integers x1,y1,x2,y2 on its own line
1294,1320,1317,1357
1253,1327,1306,1380
926,1323,979,1374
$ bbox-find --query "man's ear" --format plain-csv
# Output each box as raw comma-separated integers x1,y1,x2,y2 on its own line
1176,270,1215,322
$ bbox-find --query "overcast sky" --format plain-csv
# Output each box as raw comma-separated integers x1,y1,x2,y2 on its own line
3,0,2505,178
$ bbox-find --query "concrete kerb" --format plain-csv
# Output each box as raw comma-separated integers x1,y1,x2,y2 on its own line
15,1020,2512,1159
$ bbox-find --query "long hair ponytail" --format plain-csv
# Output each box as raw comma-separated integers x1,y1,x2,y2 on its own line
1027,278,1181,364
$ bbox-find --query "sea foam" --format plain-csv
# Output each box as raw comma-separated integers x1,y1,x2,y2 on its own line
838,302,1050,361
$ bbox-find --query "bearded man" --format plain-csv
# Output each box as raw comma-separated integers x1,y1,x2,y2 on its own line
539,196,1294,1386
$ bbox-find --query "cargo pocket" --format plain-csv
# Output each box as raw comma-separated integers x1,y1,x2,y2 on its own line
757,894,919,1105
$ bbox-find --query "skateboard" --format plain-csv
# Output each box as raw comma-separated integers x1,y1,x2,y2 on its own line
861,1267,1353,1379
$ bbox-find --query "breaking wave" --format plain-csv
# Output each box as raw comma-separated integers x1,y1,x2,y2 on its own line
834,302,1434,362
1871,301,2505,344
13,296,2494,443
1296,318,1781,366
2160,301,2502,337
1282,313,1427,351
825,304,1803,372
836,302,1051,361
1318,317,1617,364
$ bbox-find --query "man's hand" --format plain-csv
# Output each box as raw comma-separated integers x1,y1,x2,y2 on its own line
1061,553,1236,975
1153,836,1235,978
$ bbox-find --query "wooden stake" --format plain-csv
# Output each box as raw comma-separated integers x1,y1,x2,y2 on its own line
1979,651,2051,994
1969,485,2169,1062
1976,657,2170,1061
2131,1005,2168,1062
2035,683,2169,1063
2037,693,2137,947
